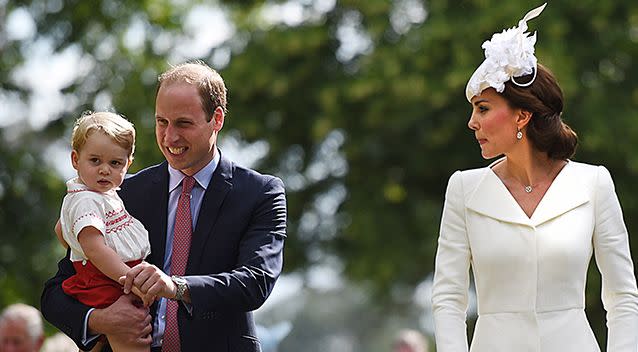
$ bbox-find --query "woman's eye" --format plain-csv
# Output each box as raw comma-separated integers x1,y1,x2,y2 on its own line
478,106,488,113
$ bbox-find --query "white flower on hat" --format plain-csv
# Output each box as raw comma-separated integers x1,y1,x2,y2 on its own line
465,3,547,102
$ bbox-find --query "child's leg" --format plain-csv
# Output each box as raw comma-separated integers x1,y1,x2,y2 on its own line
106,335,150,352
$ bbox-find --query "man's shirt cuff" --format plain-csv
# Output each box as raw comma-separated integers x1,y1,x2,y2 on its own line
82,308,102,345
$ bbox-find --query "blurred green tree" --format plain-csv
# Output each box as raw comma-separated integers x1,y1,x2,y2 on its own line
1,0,637,344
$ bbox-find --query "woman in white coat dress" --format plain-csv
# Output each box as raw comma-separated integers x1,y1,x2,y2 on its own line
431,4,638,352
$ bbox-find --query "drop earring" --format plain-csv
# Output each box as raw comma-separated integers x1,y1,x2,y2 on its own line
516,129,523,140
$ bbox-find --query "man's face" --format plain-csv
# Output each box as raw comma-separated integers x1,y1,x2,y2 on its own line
0,321,41,352
155,81,223,176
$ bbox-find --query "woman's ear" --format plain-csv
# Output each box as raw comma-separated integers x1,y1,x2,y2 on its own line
516,109,532,130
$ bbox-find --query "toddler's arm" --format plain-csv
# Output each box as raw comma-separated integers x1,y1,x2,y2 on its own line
54,219,68,249
77,226,155,307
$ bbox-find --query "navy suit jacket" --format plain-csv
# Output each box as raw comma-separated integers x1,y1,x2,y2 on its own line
41,155,287,352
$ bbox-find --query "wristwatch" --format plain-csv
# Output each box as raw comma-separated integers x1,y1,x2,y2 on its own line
171,275,188,301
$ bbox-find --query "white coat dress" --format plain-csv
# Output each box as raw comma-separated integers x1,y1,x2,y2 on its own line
432,160,638,352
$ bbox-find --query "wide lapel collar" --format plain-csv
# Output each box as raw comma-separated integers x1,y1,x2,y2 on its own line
466,167,532,226
186,154,233,274
530,161,588,227
148,162,170,267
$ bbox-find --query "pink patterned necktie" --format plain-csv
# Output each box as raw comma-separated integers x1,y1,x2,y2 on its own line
162,176,196,352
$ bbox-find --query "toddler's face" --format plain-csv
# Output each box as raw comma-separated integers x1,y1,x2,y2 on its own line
72,131,131,193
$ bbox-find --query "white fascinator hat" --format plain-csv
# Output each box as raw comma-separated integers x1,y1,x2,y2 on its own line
465,3,547,102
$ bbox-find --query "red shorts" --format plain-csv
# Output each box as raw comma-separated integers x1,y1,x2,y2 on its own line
62,259,142,308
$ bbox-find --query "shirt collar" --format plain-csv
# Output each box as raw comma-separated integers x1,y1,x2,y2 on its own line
167,151,220,193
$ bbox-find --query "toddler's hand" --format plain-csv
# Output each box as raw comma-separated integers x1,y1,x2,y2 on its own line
141,293,156,308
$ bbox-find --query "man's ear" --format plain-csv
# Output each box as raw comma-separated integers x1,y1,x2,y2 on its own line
212,106,225,131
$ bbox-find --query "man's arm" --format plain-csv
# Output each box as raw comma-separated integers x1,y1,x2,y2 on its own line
40,249,99,350
187,176,287,312
121,176,287,313
41,250,154,349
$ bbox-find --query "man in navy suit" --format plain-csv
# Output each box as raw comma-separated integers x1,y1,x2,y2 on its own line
41,61,287,352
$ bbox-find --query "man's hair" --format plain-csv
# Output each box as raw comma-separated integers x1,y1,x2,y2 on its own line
0,303,44,343
71,111,136,160
157,60,228,121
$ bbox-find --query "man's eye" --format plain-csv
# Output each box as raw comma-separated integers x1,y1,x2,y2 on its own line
90,158,99,163
111,160,122,166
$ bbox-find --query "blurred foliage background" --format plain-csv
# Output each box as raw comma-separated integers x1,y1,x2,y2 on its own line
1,0,637,350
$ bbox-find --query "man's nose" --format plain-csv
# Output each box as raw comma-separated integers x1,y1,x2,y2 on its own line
164,124,179,143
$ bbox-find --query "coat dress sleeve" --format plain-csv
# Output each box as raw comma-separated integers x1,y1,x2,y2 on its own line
432,171,471,352
592,166,638,352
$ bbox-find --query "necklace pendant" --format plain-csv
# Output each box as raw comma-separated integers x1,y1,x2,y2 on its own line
524,185,533,193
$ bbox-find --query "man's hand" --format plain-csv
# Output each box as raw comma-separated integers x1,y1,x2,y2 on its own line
119,262,179,301
88,294,152,346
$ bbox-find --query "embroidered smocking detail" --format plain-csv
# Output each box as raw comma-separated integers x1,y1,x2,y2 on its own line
105,216,134,234
72,212,103,234
105,209,126,226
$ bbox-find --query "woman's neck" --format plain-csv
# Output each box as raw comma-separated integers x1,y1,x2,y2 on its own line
499,147,566,190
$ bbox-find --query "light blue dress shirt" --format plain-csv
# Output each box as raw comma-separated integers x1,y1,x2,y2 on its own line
152,152,220,347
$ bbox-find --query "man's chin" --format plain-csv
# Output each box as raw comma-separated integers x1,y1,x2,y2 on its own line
166,158,194,173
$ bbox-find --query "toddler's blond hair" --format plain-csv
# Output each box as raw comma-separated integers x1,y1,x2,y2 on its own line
71,111,136,160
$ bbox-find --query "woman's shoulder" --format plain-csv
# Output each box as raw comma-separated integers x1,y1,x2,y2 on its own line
563,160,613,184
565,159,605,172
444,165,493,197
450,164,492,183
457,165,492,177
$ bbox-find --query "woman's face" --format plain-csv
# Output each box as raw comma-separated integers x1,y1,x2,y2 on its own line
467,88,520,159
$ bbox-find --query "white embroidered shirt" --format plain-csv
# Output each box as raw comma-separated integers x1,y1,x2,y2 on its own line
60,177,151,263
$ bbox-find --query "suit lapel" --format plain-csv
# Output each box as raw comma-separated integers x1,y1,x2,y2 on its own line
466,161,589,228
186,156,233,274
147,162,170,267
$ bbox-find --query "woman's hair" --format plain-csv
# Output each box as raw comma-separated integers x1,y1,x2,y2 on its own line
501,64,578,160
71,111,136,159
